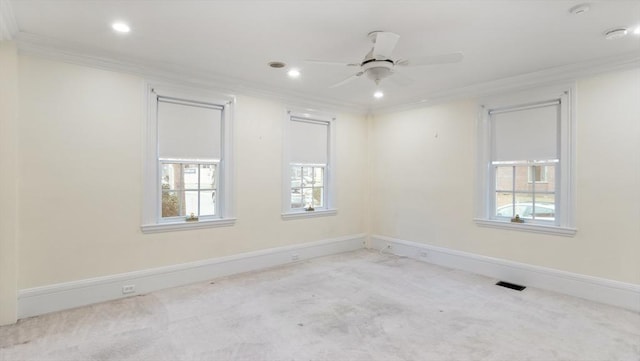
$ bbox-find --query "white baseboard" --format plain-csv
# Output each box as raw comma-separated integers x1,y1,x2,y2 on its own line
18,233,366,319
370,235,640,313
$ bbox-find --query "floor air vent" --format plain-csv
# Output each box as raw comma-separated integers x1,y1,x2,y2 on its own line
496,281,526,291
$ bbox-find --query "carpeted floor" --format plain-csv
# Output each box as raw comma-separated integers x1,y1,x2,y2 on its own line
1,249,639,360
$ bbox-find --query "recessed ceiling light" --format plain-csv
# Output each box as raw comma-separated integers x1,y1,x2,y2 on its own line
568,4,590,15
604,28,628,40
112,22,131,33
373,91,384,99
287,69,301,78
268,61,286,68
634,27,640,35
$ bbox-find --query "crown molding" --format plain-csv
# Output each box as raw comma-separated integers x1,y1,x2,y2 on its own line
372,51,640,115
14,32,369,115
0,0,18,41
13,32,640,116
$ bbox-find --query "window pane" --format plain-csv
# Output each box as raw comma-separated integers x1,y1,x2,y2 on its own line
200,190,216,216
302,188,314,208
302,167,314,187
529,165,546,183
514,165,531,192
200,164,216,189
495,193,514,217
291,166,302,188
495,166,513,191
184,191,199,217
183,164,199,189
291,188,303,208
162,190,184,217
535,165,555,193
514,193,534,218
162,163,183,191
313,167,324,186
532,191,555,221
313,187,324,207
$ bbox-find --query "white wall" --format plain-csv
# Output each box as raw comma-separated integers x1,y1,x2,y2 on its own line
16,55,368,290
0,41,19,325
370,68,640,284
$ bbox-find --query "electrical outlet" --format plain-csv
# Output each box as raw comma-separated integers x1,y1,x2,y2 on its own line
291,254,299,261
122,284,136,294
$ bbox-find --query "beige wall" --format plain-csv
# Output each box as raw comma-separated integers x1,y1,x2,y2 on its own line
370,68,640,284
16,56,367,289
3,53,638,325
0,41,19,325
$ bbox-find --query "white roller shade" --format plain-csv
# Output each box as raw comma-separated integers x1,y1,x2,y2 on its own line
157,99,222,160
492,102,559,162
290,118,328,164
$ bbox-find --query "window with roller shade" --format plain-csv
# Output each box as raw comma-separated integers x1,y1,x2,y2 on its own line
491,101,559,223
283,111,336,217
475,85,575,235
142,85,235,233
157,98,222,219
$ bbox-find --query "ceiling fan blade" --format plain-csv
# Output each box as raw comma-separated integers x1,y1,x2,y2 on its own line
305,59,360,67
398,52,464,67
372,32,400,59
329,72,364,88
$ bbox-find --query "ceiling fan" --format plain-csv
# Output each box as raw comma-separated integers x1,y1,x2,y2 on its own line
308,31,463,88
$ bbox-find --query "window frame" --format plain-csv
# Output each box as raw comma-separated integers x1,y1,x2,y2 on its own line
475,84,576,236
142,83,236,233
282,109,337,219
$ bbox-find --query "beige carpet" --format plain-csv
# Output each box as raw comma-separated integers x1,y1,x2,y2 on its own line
1,250,639,360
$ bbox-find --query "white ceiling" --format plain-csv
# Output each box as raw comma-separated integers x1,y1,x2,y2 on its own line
7,0,640,111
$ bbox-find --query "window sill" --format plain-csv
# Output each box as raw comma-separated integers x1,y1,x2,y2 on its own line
281,209,337,220
141,218,236,233
474,218,576,237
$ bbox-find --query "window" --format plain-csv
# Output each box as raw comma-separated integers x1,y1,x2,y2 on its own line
282,110,336,219
475,85,575,235
142,85,235,233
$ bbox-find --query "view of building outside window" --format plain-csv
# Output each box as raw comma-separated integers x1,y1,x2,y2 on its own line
290,165,324,209
495,164,556,221
161,163,217,218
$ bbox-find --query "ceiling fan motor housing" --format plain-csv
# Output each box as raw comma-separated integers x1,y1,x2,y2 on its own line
362,59,395,82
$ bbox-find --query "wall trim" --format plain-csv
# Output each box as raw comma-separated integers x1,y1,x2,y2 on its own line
369,234,640,313
18,233,366,319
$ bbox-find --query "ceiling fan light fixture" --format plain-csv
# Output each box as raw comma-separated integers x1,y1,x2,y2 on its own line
287,69,301,78
111,22,131,33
